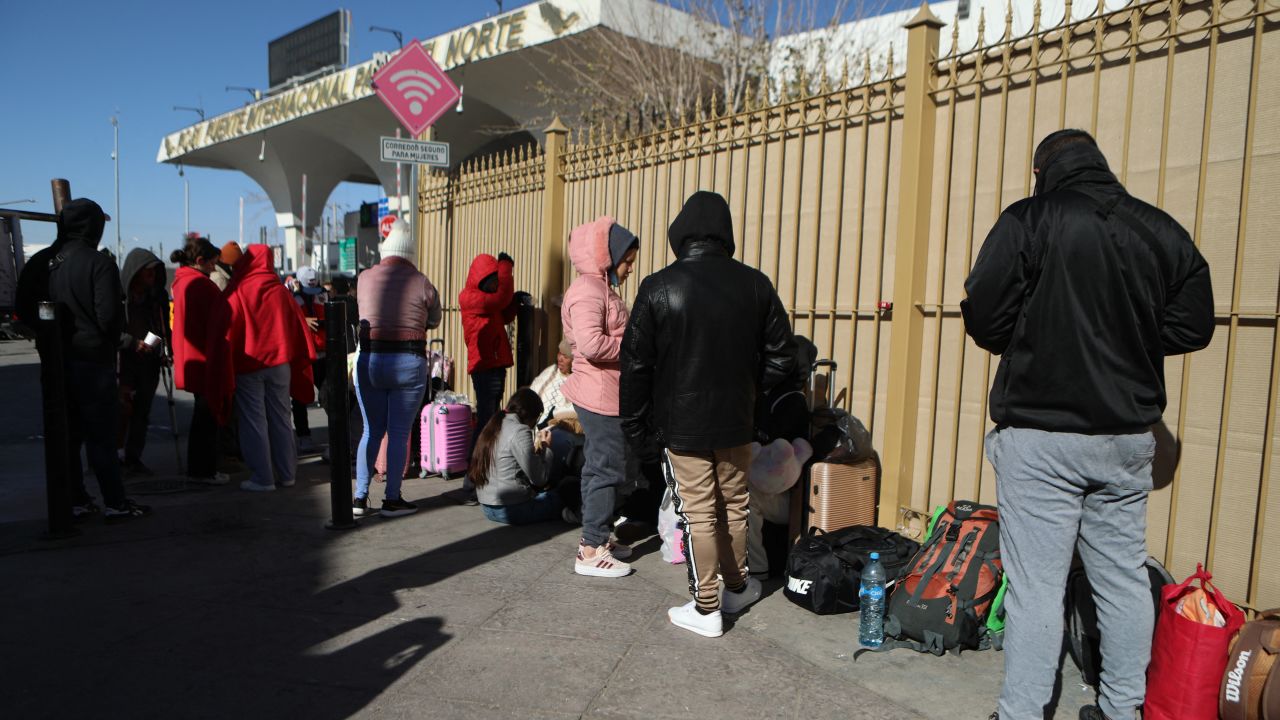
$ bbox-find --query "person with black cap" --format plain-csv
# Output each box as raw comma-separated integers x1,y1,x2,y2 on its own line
45,198,151,521
620,190,795,636
962,130,1214,720
562,216,641,577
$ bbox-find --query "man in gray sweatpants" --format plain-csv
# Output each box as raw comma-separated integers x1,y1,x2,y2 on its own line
962,130,1214,720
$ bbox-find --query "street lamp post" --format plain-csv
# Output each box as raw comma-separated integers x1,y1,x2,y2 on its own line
369,25,404,49
111,116,122,265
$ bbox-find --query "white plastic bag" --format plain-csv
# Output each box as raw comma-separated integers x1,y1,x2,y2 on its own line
658,487,685,564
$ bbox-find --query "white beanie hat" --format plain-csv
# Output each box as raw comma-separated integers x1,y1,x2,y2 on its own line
380,219,416,265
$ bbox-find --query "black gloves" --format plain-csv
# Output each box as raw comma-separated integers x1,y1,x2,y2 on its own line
497,252,514,265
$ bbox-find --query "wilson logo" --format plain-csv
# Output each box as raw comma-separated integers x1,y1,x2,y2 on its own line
1224,649,1252,703
786,577,813,595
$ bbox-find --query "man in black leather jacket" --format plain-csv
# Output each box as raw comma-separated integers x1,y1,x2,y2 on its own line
620,190,795,638
963,130,1213,720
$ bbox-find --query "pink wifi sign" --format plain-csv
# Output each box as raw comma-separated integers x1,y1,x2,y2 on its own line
371,41,460,137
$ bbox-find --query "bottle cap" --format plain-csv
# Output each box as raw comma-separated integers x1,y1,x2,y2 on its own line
870,552,880,560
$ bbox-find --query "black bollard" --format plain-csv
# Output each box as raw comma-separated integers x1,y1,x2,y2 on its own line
38,302,77,539
324,300,356,530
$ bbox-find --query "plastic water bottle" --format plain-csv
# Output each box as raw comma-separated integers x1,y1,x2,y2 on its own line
859,552,886,648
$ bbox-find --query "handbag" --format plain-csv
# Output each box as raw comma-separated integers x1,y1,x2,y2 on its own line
1145,564,1246,720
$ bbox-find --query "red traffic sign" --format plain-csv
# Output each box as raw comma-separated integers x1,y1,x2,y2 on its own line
372,41,460,137
379,214,398,239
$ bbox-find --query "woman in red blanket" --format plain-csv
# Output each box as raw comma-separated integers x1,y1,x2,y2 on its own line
224,244,316,491
170,236,234,485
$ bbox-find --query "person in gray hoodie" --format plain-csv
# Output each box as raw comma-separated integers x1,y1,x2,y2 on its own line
118,248,169,475
471,388,566,525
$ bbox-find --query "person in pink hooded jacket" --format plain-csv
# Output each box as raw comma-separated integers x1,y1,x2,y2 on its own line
561,216,640,578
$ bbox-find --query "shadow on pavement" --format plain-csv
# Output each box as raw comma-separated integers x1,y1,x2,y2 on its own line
1,480,569,719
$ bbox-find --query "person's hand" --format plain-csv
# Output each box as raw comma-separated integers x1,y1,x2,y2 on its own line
497,252,514,265
305,317,320,332
135,340,153,354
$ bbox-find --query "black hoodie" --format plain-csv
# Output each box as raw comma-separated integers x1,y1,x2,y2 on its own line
620,191,796,454
47,199,126,365
961,142,1214,433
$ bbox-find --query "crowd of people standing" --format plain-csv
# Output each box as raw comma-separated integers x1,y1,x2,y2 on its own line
14,130,1218,720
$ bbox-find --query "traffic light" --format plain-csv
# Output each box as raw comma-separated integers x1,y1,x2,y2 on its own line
359,202,377,228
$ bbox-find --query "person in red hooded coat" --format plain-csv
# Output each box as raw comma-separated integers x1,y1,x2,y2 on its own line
224,245,316,492
169,236,233,485
459,252,516,448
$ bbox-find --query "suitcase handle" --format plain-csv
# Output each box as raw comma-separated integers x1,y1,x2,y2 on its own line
809,359,837,410
429,338,445,354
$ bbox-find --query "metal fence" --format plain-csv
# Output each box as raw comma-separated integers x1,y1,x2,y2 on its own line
417,0,1280,609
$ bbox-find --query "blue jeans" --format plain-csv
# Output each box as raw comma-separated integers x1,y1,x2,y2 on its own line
356,352,427,501
235,363,295,488
481,491,563,525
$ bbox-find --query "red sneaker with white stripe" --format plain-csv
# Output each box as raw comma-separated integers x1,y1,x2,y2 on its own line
574,540,632,578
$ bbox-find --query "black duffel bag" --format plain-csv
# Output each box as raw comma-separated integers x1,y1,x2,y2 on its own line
783,525,919,615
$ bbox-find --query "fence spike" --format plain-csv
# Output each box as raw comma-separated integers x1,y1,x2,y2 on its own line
820,65,832,94
1095,0,1106,20
977,7,987,47
1005,0,1015,41
1033,0,1043,31
710,88,721,118
863,50,873,83
1063,0,1073,27
756,75,770,109
950,15,962,56
695,93,705,122
839,58,850,88
887,43,896,78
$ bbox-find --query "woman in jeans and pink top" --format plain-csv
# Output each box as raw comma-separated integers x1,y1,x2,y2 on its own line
561,216,640,577
352,220,443,518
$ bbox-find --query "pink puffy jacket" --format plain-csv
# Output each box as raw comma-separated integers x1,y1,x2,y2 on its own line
561,216,630,417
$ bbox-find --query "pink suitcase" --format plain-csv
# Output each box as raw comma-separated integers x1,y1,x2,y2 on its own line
420,401,471,480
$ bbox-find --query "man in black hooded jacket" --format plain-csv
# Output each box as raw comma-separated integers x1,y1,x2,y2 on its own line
118,248,168,475
963,130,1213,720
46,198,151,522
621,191,795,638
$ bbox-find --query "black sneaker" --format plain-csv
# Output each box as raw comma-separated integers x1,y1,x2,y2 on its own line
1078,706,1110,720
72,499,101,521
379,497,418,518
352,496,370,517
104,500,152,524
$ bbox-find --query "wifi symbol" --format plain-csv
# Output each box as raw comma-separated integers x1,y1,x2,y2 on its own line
390,69,443,116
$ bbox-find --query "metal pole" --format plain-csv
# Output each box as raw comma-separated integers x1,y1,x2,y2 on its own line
324,300,355,530
50,179,71,214
112,117,122,265
184,178,189,236
37,302,77,538
239,196,244,245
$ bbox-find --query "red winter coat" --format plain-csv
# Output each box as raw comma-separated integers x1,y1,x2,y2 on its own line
225,245,317,403
458,253,515,375
171,266,234,424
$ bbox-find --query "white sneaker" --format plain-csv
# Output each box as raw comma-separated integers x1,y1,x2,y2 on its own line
668,601,723,638
574,542,631,578
239,480,276,492
278,477,296,488
190,472,230,486
721,576,763,615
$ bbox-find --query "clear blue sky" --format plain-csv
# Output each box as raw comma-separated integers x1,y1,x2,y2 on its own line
1,0,900,260
0,0,539,258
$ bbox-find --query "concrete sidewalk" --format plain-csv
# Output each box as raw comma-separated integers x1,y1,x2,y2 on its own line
0,342,1095,719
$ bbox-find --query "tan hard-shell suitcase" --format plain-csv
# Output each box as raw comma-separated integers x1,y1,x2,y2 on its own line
787,359,880,539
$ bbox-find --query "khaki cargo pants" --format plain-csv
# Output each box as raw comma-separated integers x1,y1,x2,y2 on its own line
663,445,753,611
